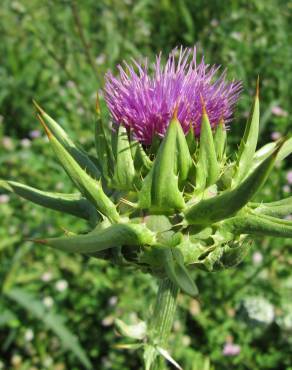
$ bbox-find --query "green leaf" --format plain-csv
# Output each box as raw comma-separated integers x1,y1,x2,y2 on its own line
139,117,191,212
34,101,100,179
95,111,115,181
113,125,137,190
185,125,197,155
37,223,155,254
131,140,152,175
39,118,119,222
163,248,199,296
214,119,227,162
250,197,292,218
251,137,291,173
222,213,292,238
196,107,220,190
233,81,259,185
184,141,282,226
157,347,183,370
6,288,91,369
0,180,98,221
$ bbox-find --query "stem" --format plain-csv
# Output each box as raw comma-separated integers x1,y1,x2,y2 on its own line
145,278,179,370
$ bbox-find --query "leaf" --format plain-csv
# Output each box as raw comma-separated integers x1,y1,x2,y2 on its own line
34,101,100,179
139,116,191,212
214,119,227,162
184,141,282,226
38,116,119,222
157,347,183,370
113,125,137,190
0,180,98,221
6,288,91,369
196,106,220,190
185,125,197,155
250,197,292,218
95,110,115,181
233,80,259,185
115,319,147,340
251,137,292,173
163,248,199,296
36,223,155,254
222,213,292,238
131,140,152,175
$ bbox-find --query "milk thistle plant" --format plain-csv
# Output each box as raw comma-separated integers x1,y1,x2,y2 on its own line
2,47,292,369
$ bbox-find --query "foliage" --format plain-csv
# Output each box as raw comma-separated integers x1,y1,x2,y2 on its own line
0,1,291,369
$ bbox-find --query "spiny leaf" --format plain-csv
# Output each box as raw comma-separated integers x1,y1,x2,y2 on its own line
112,125,138,190
131,140,152,176
38,115,120,222
95,108,115,181
250,197,292,218
186,125,197,155
233,79,259,185
214,119,227,162
252,137,292,172
221,213,292,238
35,223,155,254
6,288,92,369
34,101,100,179
0,180,98,221
184,140,283,225
139,116,191,212
163,248,199,296
196,105,220,190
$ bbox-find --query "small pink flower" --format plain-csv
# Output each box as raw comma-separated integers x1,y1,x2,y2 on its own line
270,131,281,141
223,343,241,356
286,170,292,185
271,106,288,117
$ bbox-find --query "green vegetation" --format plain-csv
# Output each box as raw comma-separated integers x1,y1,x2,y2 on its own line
0,1,291,369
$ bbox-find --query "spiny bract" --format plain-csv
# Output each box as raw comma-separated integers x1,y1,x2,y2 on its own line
1,51,292,297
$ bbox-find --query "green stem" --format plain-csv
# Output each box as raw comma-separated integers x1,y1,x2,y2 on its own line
145,278,179,370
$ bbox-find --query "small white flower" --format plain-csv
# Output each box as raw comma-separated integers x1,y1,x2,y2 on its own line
24,329,34,341
55,279,68,292
55,182,64,191
283,185,290,193
41,272,52,282
43,296,54,308
0,194,9,204
20,138,31,148
108,296,118,306
66,80,76,89
252,251,263,265
2,136,14,150
43,356,53,367
11,354,22,366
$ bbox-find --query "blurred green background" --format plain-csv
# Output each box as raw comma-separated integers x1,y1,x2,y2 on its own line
0,1,291,369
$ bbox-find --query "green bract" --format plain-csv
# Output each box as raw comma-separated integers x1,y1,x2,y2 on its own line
1,86,292,297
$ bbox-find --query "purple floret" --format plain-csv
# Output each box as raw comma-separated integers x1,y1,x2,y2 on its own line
104,47,242,145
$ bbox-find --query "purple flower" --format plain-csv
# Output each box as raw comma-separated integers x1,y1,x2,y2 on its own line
223,343,241,356
29,130,41,139
104,47,242,144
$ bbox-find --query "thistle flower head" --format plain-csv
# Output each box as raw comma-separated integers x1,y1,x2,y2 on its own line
104,47,242,144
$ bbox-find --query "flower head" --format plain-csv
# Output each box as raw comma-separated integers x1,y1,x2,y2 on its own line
104,47,242,144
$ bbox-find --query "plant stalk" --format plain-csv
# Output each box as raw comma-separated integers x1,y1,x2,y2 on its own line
145,278,179,370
